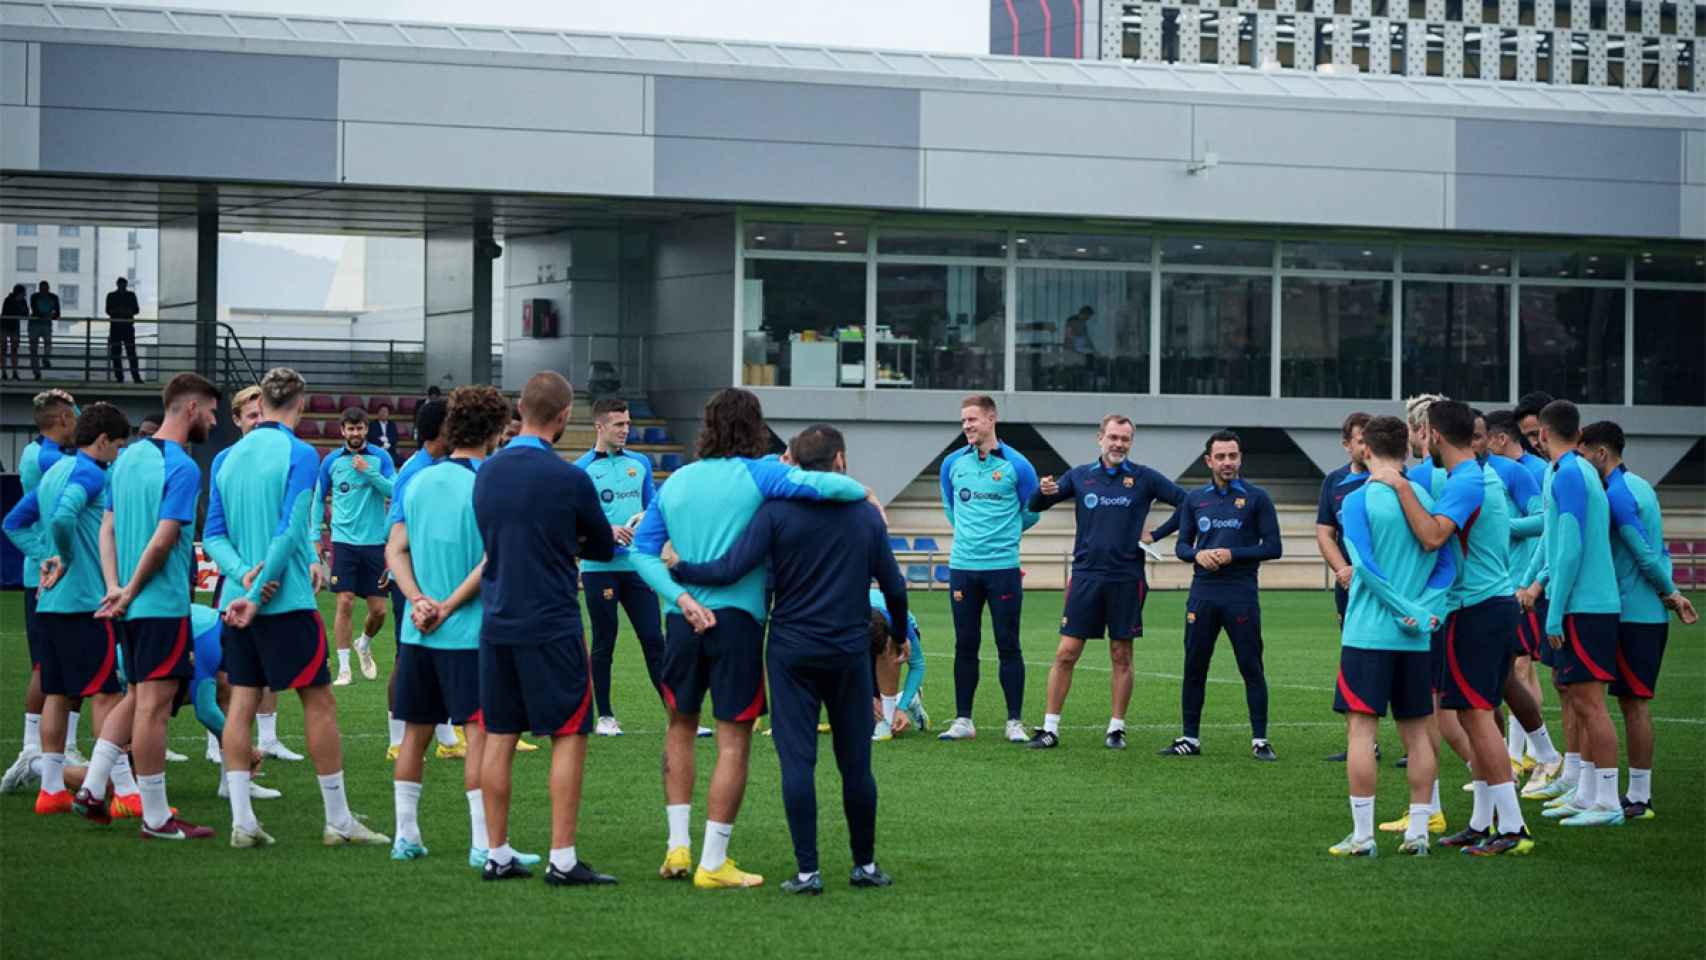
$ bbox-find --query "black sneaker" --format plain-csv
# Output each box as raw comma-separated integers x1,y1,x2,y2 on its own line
1158,737,1201,757
1396,754,1409,769
1104,729,1127,750
482,857,533,882
1252,741,1278,762
849,864,892,888
544,860,617,886
1465,828,1534,857
73,787,112,825
1623,798,1655,821
1025,729,1059,750
1440,826,1491,848
781,872,823,895
1324,745,1380,762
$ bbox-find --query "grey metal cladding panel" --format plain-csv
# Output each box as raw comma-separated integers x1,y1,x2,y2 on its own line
338,60,643,134
655,136,918,208
38,107,335,180
342,122,652,195
1453,174,1683,238
1679,185,1705,239
39,42,336,119
919,90,1191,161
653,76,918,149
1,105,39,168
1687,130,1706,186
1,41,24,105
1194,104,1455,173
1455,118,1682,184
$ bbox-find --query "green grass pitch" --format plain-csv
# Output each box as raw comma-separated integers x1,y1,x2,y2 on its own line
2,588,1702,959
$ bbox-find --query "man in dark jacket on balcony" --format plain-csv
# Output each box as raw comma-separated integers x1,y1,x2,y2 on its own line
105,278,142,383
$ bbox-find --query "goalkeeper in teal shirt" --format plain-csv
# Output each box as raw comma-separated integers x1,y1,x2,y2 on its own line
314,406,396,685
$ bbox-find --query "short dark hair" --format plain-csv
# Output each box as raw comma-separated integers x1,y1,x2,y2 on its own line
697,388,770,460
788,423,845,472
1340,411,1372,441
74,402,130,447
426,385,442,399
1539,399,1581,440
375,401,390,414
414,397,448,443
592,397,629,422
1579,420,1626,456
1204,428,1240,455
140,411,164,428
444,386,510,451
1515,391,1555,422
869,609,899,658
960,394,997,416
161,372,219,411
1427,399,1476,448
1484,409,1521,441
340,406,368,426
1361,415,1409,460
1470,407,1485,423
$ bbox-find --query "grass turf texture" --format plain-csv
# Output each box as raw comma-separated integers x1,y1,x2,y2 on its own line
2,588,1702,959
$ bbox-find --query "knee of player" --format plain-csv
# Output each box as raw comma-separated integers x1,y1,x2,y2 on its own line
1053,644,1082,668
1107,643,1133,668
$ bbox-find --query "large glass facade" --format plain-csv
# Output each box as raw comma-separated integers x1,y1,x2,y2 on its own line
741,259,866,388
1280,278,1391,399
1519,286,1625,404
1634,289,1706,406
1160,273,1271,397
1402,281,1510,401
876,264,1005,391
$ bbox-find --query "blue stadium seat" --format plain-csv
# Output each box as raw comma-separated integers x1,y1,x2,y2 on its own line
626,428,642,445
888,536,910,552
629,399,655,419
934,565,950,584
906,565,930,584
660,453,684,471
643,426,668,445
912,536,940,553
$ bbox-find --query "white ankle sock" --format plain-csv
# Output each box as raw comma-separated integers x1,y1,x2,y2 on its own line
139,772,170,830
1576,762,1597,807
1429,779,1441,815
1562,752,1581,781
1469,780,1491,831
1595,767,1620,811
435,723,458,746
337,649,352,672
393,779,422,843
1405,803,1431,841
1525,725,1559,765
879,695,898,726
257,712,278,745
700,820,732,871
22,713,41,752
1491,781,1525,833
550,846,577,871
40,752,65,794
318,770,355,831
110,754,138,796
1042,714,1060,735
65,710,80,753
1350,795,1374,842
387,713,404,749
666,804,691,849
467,789,488,849
1107,717,1126,733
226,770,257,830
1627,768,1652,804
1505,716,1525,761
489,842,515,865
84,738,122,800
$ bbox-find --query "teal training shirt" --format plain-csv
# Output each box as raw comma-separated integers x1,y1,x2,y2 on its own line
1538,451,1621,636
1455,462,1516,608
1488,454,1544,594
3,452,110,613
15,437,66,589
1339,480,1455,653
631,457,869,624
1604,466,1676,625
399,458,484,651
107,438,201,620
315,443,396,546
203,422,321,615
573,447,656,573
938,442,1041,571
387,448,440,527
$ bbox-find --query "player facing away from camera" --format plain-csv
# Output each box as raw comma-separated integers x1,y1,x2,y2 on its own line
1024,413,1185,750
1159,429,1283,761
1317,412,1374,763
314,406,395,686
1483,409,1553,778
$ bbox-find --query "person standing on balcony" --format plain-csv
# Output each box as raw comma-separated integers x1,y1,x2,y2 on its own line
105,278,142,384
28,281,60,379
367,402,400,454
1,284,27,381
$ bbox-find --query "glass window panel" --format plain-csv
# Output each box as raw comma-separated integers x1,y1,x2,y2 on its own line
1015,268,1150,393
16,224,37,236
1402,244,1512,276
59,283,78,309
742,222,866,254
1160,273,1272,396
1401,281,1511,401
58,247,79,273
876,264,1005,390
877,229,1006,259
1634,289,1706,405
1280,278,1392,398
58,225,79,238
1518,286,1625,404
1015,232,1151,263
1281,241,1394,272
740,260,867,388
1633,247,1706,283
1519,248,1624,280
15,246,36,272
1159,236,1272,268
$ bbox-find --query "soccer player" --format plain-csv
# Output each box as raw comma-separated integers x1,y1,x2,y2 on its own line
1024,414,1185,750
870,588,927,740
574,397,666,736
1514,391,1554,457
1159,429,1283,761
70,374,222,839
1484,410,1551,774
208,367,387,848
936,394,1040,744
0,389,84,793
184,601,283,801
1578,421,1698,821
671,424,903,893
1519,400,1625,826
471,372,618,886
631,387,873,889
1328,415,1453,857
1315,412,1372,762
2,402,131,816
315,407,396,686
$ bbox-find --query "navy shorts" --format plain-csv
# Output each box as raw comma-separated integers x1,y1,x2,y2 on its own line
1555,612,1618,686
23,588,45,668
1532,597,1557,668
1428,623,1448,694
660,608,766,723
1062,576,1146,641
122,616,193,714
1514,600,1546,660
330,542,386,597
1439,597,1518,711
1334,646,1433,719
478,636,593,737
223,610,330,690
395,643,480,726
1333,583,1349,624
1610,621,1667,700
37,612,121,697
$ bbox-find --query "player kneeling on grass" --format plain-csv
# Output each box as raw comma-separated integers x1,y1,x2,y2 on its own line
870,589,926,740
1329,415,1455,858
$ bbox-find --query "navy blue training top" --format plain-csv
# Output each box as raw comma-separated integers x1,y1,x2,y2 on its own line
1174,478,1283,593
472,436,615,646
1027,459,1185,581
671,498,908,659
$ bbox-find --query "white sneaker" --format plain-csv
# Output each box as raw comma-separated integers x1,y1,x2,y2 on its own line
872,720,893,742
937,717,976,741
218,777,284,800
260,740,305,761
63,746,87,767
356,641,379,681
332,666,353,687
0,749,40,794
594,716,623,737
695,725,713,738
231,823,276,848
205,733,222,764
1004,720,1029,743
164,748,188,763
323,818,390,846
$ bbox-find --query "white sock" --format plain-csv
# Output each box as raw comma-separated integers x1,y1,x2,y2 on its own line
393,779,422,843
1429,779,1441,815
40,752,65,794
1491,781,1526,834
1628,768,1652,805
22,713,41,752
1182,735,1200,746
257,712,278,745
666,803,691,850
467,789,488,850
1562,752,1581,782
880,695,898,726
226,770,258,831
84,738,123,800
318,771,356,832
1469,780,1492,831
700,819,732,871
337,649,352,672
65,710,80,752
489,841,515,865
549,846,577,871
859,862,878,874
435,723,458,747
1524,738,1536,759
110,754,138,796
1107,717,1126,734
1505,716,1525,761
1525,725,1559,765
387,713,404,749
1350,795,1374,842
1043,713,1060,735
207,731,221,755
139,772,170,830
1405,803,1431,841
1576,762,1597,807
1595,767,1620,811
798,871,816,882
355,634,371,653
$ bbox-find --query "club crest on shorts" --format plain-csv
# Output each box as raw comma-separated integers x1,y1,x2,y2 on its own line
1061,616,1069,626
602,588,615,600
1122,476,1134,488
1234,497,1246,509
331,575,339,586
953,590,964,602
1186,611,1196,623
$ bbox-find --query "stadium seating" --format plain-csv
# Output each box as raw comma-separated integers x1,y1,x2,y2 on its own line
366,396,394,414
308,394,336,414
661,453,683,471
934,564,950,584
627,427,642,445
889,536,910,552
643,426,669,445
397,396,419,416
912,536,940,553
337,394,363,414
294,419,320,439
906,565,930,585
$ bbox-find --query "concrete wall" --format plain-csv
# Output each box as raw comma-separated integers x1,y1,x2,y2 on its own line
650,215,736,449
